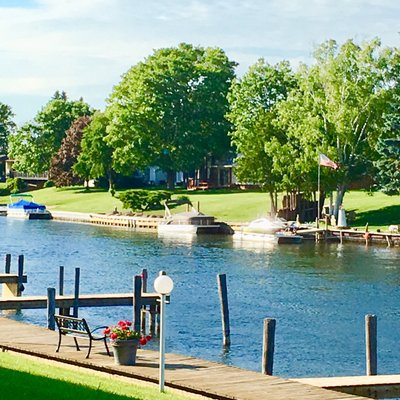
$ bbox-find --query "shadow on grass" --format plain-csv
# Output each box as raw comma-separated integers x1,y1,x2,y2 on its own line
0,367,138,400
354,205,400,227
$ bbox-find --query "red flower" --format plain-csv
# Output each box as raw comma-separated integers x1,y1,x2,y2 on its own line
118,320,126,328
139,337,147,346
110,332,118,340
146,335,152,341
103,327,111,335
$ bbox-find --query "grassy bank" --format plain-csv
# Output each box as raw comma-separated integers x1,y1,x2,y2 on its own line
0,351,202,400
1,186,399,230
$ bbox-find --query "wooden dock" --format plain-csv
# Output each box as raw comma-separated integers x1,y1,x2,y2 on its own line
0,317,366,400
294,375,400,399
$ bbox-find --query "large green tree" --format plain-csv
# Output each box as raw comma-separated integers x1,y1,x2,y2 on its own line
106,43,236,188
277,38,398,215
74,112,115,190
9,91,92,173
226,59,296,213
0,102,16,155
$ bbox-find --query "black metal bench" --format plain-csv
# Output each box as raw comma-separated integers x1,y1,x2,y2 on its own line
54,314,111,359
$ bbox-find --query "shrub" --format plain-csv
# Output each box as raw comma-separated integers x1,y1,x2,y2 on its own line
44,180,55,188
118,190,171,211
0,187,10,196
6,178,27,194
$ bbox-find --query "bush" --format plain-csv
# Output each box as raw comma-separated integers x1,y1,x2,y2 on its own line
118,190,171,211
6,178,27,194
0,187,10,196
44,180,55,188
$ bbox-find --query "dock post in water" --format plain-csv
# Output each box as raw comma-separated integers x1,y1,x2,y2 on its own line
141,269,148,332
47,287,56,330
4,254,11,274
17,255,25,296
262,318,276,375
58,266,69,315
365,314,377,376
133,275,142,332
217,273,231,347
73,267,80,318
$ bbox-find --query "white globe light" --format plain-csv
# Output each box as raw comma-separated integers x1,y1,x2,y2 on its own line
154,275,174,295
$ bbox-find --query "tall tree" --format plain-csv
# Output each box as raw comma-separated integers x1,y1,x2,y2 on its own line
106,43,236,188
0,102,16,155
74,112,115,190
49,116,91,187
277,39,398,215
226,60,296,213
9,91,92,173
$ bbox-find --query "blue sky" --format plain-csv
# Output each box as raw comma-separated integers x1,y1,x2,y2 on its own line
0,0,399,124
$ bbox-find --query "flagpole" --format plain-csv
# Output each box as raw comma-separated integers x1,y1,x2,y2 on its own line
317,160,321,228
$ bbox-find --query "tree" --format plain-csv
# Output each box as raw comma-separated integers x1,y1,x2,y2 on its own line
74,112,115,190
374,138,400,194
277,39,398,216
0,102,16,154
226,59,296,213
49,116,91,187
106,43,236,188
9,91,92,173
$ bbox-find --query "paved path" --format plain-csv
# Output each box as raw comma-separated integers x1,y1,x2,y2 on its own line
0,317,366,400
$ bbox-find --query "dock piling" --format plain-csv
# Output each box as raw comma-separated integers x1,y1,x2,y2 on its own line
4,254,11,274
47,287,56,330
141,269,148,332
17,255,24,296
73,267,80,317
365,314,377,376
217,273,231,347
262,318,276,375
133,275,142,332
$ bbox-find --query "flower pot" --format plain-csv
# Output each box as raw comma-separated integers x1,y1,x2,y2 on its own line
111,338,139,366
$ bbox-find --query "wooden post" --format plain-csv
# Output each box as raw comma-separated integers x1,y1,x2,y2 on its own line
366,314,377,376
73,267,80,318
340,230,343,244
217,273,231,347
4,254,11,274
17,255,24,296
59,266,68,315
133,275,142,332
141,269,148,332
262,318,276,375
47,287,56,330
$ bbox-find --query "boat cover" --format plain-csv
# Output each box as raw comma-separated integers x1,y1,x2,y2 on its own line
8,199,46,210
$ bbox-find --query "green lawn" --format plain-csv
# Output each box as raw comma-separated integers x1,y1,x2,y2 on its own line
0,351,201,400
1,186,399,230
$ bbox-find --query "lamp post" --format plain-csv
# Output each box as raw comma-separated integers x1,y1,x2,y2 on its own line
154,273,174,392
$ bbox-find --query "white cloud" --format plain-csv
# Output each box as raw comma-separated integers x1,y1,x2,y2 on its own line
0,0,398,123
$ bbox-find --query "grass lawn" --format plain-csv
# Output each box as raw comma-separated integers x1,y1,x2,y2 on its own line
0,186,399,230
0,351,204,400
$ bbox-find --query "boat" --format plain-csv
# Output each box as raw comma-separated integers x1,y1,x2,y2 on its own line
233,216,302,244
7,194,52,220
157,200,220,235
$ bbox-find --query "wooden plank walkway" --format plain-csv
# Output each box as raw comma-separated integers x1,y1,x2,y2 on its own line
294,375,400,399
0,317,366,399
0,292,159,310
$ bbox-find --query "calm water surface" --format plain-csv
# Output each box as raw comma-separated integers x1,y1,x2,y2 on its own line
1,217,400,378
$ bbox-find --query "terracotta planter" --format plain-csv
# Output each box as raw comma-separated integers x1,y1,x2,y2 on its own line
111,338,139,365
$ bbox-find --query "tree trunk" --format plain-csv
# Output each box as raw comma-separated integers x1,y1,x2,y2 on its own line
269,191,277,216
334,183,347,218
167,170,175,190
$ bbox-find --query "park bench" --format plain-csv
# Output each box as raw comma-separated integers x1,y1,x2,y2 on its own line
54,314,111,359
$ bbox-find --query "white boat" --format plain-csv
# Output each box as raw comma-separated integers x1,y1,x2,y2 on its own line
233,216,302,244
7,194,52,220
157,200,220,235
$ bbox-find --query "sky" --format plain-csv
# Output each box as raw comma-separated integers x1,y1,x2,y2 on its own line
0,0,399,125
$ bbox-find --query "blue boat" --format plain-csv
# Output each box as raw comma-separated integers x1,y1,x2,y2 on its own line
7,194,52,220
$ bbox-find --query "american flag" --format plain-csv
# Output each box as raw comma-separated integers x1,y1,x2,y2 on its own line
319,154,338,169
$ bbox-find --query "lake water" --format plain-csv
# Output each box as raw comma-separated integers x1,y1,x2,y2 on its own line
1,217,400,378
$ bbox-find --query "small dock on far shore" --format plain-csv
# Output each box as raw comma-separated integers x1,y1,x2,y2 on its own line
0,318,367,400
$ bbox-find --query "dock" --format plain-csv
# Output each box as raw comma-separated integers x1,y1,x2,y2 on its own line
0,317,366,400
